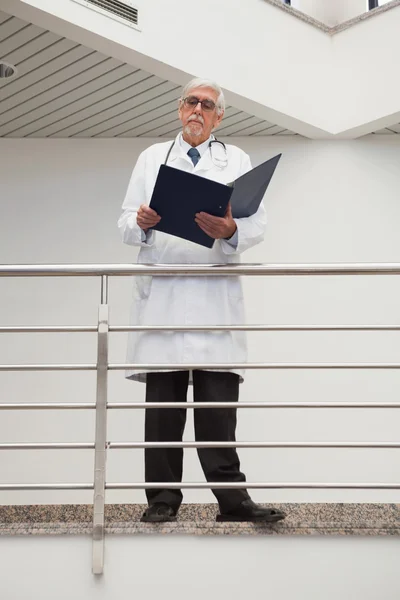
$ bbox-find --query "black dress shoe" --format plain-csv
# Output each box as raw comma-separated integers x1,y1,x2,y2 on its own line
216,499,286,523
140,502,177,523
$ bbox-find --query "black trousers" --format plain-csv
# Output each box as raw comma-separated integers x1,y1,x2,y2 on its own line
145,370,250,513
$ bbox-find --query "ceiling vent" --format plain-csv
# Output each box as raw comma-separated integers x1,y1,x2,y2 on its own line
73,0,139,28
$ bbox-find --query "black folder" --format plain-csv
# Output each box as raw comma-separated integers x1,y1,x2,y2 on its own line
149,153,281,248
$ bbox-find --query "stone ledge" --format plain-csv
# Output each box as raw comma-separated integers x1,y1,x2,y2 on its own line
0,503,399,536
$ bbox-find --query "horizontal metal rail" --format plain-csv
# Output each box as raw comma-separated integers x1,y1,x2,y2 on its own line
1,402,400,410
0,364,97,371
0,484,94,490
0,403,97,410
108,442,400,449
110,325,400,332
0,482,399,491
1,325,400,333
108,482,400,490
108,401,400,409
115,363,400,370
0,326,97,333
2,263,400,276
3,363,400,371
1,442,399,450
0,443,94,450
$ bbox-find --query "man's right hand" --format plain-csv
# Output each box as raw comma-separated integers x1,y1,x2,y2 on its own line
137,204,161,232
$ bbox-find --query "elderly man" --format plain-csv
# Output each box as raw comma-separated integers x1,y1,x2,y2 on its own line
118,77,285,524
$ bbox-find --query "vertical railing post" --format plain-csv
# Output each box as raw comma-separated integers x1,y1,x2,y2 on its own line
92,275,109,575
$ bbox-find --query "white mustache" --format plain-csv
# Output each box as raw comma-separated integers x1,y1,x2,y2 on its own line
187,115,204,125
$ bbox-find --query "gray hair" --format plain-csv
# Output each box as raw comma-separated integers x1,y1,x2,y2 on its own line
180,78,225,115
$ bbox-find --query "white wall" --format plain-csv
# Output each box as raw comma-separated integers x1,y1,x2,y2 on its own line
334,0,369,23
292,0,370,26
1,535,400,600
290,0,338,25
1,135,400,507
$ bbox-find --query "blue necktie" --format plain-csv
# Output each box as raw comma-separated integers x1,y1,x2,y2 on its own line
187,147,200,166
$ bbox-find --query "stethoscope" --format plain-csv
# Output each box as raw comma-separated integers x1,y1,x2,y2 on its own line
164,137,228,169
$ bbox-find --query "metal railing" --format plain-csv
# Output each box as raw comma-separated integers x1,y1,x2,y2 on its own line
1,263,400,574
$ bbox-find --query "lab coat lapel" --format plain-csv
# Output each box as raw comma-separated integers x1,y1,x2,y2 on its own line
194,147,214,173
168,133,193,169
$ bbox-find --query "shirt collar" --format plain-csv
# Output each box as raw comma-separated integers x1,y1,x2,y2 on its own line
179,132,214,158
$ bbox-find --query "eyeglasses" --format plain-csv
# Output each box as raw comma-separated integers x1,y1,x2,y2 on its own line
181,95,216,112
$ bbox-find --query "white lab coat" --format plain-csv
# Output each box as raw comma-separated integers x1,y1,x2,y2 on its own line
118,133,267,382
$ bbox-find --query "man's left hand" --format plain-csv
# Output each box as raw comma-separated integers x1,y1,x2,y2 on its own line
195,203,237,240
